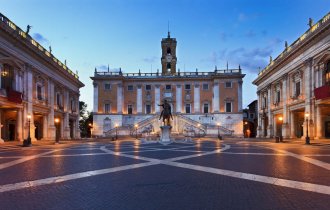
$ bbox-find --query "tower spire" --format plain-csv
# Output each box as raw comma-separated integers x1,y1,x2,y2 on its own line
167,21,170,38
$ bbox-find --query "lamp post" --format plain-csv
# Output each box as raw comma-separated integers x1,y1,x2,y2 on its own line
135,124,138,139
23,114,32,147
55,118,60,144
88,123,93,138
197,123,201,138
217,122,221,140
115,124,118,140
278,116,283,142
305,113,310,144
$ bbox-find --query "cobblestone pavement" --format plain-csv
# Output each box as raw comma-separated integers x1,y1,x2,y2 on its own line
0,139,329,210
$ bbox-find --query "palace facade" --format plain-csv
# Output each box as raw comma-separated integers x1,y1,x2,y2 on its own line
0,13,84,142
253,12,330,140
91,32,245,137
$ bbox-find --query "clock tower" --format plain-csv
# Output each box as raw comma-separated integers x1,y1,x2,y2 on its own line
161,32,177,75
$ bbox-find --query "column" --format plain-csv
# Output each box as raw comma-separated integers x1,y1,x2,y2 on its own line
16,108,23,141
267,86,273,138
42,115,48,140
48,80,55,140
212,82,219,112
117,84,123,113
282,75,289,138
63,91,70,139
290,111,295,138
137,85,142,113
93,82,98,113
0,110,3,143
304,58,313,138
155,85,160,113
238,81,243,112
0,63,3,88
194,83,200,113
176,85,182,113
26,68,36,141
315,105,322,139
256,91,262,137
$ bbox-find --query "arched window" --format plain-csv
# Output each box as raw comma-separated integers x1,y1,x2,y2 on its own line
326,61,330,85
167,47,171,54
167,62,171,69
1,64,14,90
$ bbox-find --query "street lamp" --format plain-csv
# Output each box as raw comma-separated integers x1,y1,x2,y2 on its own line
55,118,60,144
88,123,93,138
278,116,283,142
115,123,118,140
305,113,310,144
217,122,221,140
23,114,32,147
197,123,201,138
135,124,138,139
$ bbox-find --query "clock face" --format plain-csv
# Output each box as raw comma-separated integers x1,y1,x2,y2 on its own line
166,54,172,62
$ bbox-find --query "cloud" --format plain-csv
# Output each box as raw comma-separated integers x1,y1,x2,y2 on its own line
205,47,272,74
96,65,120,72
143,56,158,63
245,30,256,38
32,33,49,45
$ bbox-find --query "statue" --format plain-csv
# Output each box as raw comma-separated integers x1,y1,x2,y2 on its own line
26,25,32,35
158,99,173,126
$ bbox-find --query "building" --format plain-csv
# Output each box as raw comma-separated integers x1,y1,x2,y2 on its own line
253,12,330,140
91,32,245,137
0,13,84,143
243,100,258,138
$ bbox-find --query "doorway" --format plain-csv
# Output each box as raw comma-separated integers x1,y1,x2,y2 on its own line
325,121,330,138
8,123,15,141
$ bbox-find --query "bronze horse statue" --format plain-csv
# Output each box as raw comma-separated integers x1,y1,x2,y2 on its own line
158,100,173,126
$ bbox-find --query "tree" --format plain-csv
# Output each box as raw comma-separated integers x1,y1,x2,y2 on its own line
79,101,93,138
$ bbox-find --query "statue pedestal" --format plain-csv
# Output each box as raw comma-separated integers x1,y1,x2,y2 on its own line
160,126,172,143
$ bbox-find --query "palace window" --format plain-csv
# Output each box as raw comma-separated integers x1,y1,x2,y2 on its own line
326,61,330,85
71,98,76,112
185,104,191,114
249,113,254,119
225,102,232,112
145,85,151,90
276,90,281,103
262,96,267,109
295,81,301,97
202,83,209,90
104,104,110,113
127,85,133,91
166,85,171,90
145,104,151,114
1,64,14,90
185,84,191,90
104,83,111,90
128,104,133,114
56,93,63,109
225,82,232,88
203,103,209,114
37,85,43,100
167,47,171,54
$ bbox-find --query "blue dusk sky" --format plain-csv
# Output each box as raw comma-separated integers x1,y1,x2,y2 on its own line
1,0,329,110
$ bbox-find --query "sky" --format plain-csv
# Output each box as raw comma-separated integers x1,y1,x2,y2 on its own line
1,0,329,110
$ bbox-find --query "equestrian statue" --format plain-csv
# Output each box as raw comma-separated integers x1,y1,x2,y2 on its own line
158,100,173,126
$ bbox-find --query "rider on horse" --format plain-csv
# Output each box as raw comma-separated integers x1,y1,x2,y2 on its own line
158,100,173,126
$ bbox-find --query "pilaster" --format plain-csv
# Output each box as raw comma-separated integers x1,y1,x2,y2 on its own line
176,84,182,113
212,82,219,112
194,83,200,113
155,85,160,113
117,84,123,114
137,85,142,114
93,82,98,113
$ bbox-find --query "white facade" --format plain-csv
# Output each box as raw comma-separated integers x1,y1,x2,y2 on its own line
253,13,330,140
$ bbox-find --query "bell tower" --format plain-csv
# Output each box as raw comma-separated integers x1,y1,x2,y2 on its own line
161,31,177,75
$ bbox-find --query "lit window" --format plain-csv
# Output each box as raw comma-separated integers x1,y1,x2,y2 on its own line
185,104,191,113
326,61,330,85
226,102,232,112
1,64,14,90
